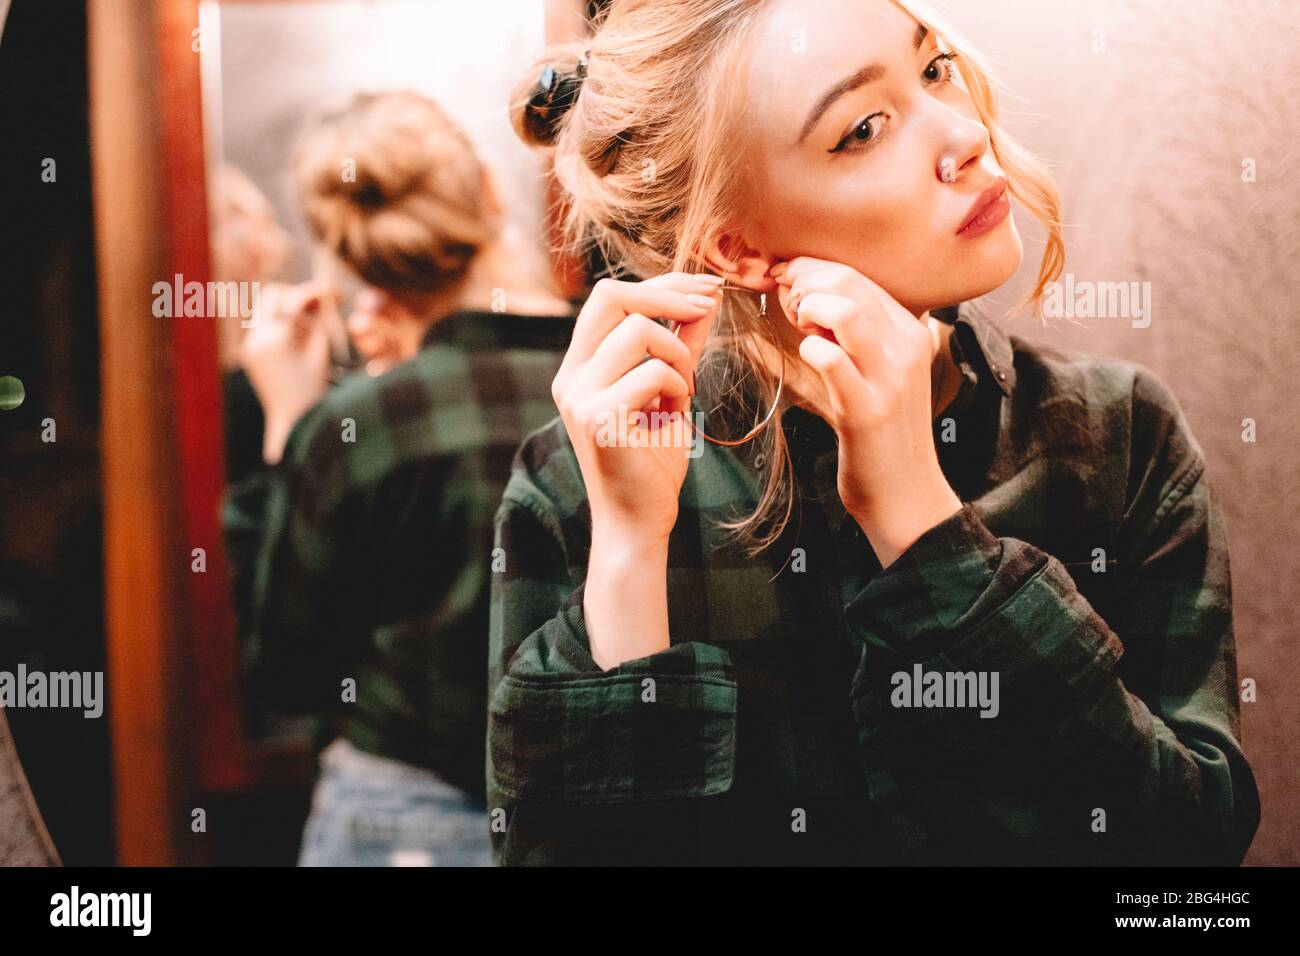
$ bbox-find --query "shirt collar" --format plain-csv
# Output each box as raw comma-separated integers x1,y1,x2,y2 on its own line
934,300,1016,397
419,309,576,352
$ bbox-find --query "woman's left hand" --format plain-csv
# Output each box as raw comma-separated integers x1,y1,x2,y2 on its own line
769,256,963,567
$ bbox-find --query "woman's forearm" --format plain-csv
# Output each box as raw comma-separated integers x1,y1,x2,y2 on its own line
583,522,672,670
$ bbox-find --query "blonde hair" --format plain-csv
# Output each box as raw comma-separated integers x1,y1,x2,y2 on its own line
297,90,501,296
511,0,1065,555
211,163,291,284
210,164,292,368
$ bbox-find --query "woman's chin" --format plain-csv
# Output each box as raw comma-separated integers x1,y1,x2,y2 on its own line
946,218,1024,305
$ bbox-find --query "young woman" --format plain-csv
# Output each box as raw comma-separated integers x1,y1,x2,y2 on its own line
224,91,574,866
486,0,1261,865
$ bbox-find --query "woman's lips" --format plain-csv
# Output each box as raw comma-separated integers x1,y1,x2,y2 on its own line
956,177,1010,237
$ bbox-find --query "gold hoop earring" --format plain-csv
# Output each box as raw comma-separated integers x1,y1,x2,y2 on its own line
669,282,785,447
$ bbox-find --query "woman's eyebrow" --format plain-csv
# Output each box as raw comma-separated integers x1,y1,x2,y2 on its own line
796,22,929,145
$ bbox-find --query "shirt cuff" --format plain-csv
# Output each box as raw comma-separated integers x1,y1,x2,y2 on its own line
845,501,1125,747
844,500,1005,659
489,585,739,804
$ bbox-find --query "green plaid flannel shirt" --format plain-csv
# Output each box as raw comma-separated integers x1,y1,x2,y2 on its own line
487,302,1260,864
223,309,573,798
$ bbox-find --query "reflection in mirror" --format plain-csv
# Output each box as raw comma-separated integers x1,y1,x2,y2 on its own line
196,0,580,865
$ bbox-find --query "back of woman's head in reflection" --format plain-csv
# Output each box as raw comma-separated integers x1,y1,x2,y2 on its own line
296,90,501,300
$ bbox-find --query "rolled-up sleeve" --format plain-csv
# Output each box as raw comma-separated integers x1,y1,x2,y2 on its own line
844,458,1259,864
487,484,738,863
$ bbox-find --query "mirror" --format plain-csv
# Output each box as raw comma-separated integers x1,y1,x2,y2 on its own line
192,0,583,858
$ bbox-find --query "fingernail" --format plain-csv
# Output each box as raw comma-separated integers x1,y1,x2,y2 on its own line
687,294,717,311
692,274,725,286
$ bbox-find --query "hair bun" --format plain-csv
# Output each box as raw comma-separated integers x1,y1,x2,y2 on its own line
350,180,391,209
297,91,498,295
523,50,589,146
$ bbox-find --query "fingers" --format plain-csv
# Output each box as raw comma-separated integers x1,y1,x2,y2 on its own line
241,281,335,378
595,358,691,421
249,283,287,330
565,273,724,368
253,282,333,348
668,295,719,371
280,282,335,338
769,257,854,298
772,257,926,376
577,312,695,394
778,288,884,374
243,285,291,362
555,272,722,420
773,256,917,336
798,334,868,434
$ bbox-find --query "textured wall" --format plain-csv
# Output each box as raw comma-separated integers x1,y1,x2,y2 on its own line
0,710,59,866
947,0,1299,864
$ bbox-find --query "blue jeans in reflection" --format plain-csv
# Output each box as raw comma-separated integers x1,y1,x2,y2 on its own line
297,738,491,867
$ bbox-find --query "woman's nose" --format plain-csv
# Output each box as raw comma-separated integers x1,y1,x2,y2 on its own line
933,106,990,183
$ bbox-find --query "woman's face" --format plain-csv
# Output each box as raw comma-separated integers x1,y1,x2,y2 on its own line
733,0,1023,315
345,287,418,375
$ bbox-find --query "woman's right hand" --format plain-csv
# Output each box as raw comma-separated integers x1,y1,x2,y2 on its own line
552,272,724,544
241,281,336,464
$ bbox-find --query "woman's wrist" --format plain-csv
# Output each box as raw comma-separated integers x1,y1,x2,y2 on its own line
590,513,674,554
262,415,297,465
852,479,963,570
585,522,672,671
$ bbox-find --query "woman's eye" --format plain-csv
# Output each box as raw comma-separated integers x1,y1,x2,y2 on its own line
830,51,961,154
832,112,884,154
923,51,960,85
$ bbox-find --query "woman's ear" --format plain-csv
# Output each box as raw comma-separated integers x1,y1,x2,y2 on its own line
699,230,780,292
